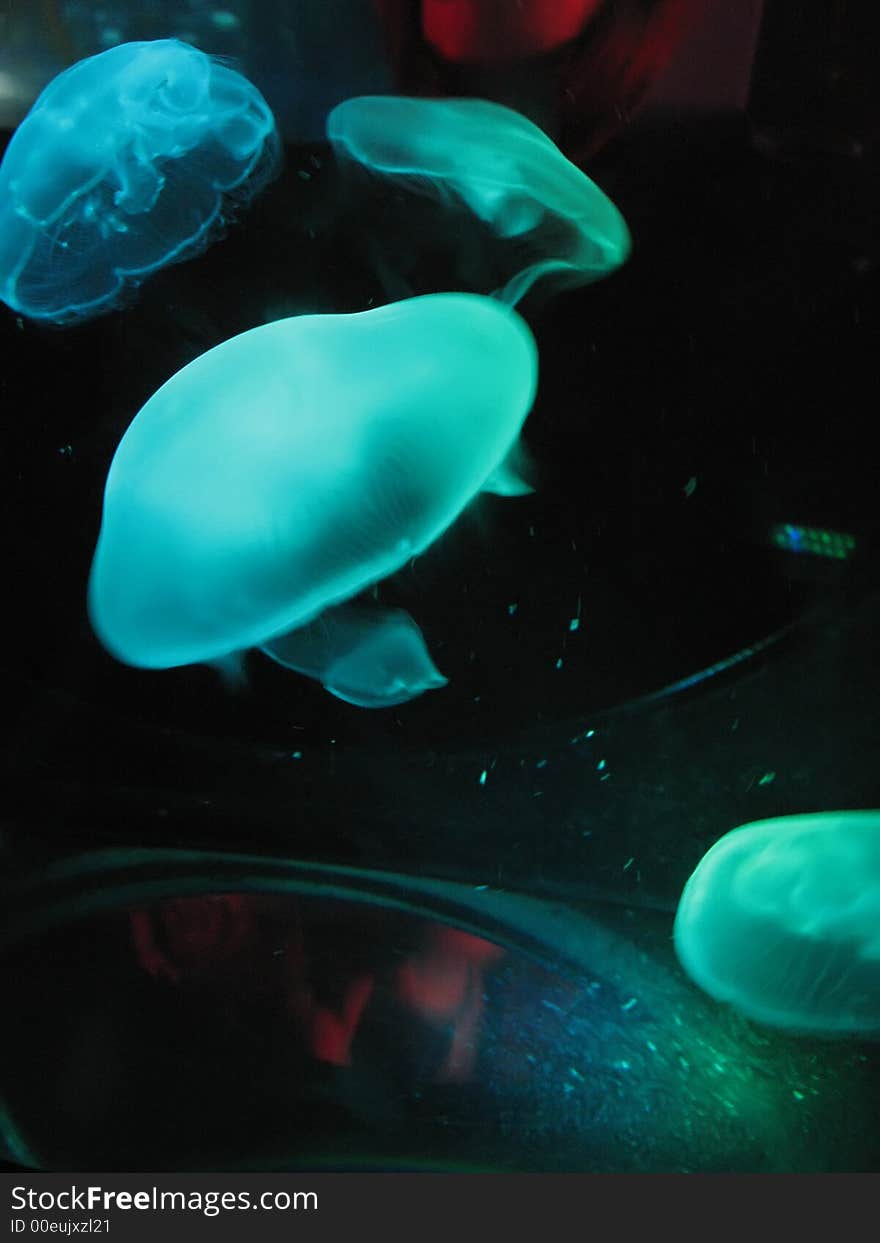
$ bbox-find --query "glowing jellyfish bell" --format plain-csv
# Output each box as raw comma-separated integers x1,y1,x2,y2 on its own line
0,39,279,324
326,95,631,307
88,292,538,706
674,812,880,1036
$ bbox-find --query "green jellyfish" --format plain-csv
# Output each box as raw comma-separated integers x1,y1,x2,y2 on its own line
674,812,880,1036
88,292,538,705
327,95,631,306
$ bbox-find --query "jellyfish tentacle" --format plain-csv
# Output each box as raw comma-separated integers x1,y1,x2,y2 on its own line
263,602,448,708
480,437,535,497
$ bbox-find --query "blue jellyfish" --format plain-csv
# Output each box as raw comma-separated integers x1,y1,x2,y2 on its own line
0,39,280,324
88,292,538,705
326,95,630,307
262,603,448,708
674,812,880,1036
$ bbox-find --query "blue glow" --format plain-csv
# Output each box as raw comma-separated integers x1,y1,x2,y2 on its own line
0,39,280,324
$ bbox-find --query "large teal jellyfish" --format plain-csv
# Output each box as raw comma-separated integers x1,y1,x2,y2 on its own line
326,95,630,307
0,39,279,324
88,292,538,704
674,812,880,1036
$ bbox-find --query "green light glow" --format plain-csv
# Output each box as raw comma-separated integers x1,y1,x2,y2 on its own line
771,523,856,559
327,95,631,306
88,293,537,704
674,812,880,1036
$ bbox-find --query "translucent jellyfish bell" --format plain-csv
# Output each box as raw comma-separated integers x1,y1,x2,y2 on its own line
674,812,880,1036
0,39,280,324
326,95,630,307
88,293,538,703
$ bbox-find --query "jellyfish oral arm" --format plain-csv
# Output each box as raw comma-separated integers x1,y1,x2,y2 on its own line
262,602,448,708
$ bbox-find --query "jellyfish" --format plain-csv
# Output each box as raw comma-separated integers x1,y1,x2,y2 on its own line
326,95,630,307
673,812,880,1036
0,39,280,324
88,292,538,704
262,603,448,708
